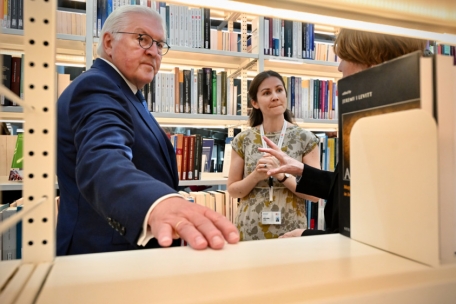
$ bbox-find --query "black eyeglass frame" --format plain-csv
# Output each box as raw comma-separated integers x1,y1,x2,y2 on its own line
114,31,170,55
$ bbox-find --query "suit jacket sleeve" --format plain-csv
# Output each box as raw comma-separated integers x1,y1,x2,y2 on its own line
68,72,177,246
296,163,339,236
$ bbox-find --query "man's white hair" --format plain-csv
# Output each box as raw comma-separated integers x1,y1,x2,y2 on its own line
96,5,166,57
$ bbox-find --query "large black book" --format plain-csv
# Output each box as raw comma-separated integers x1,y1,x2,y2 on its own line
283,20,293,58
183,70,192,113
1,55,13,106
337,51,433,237
202,68,212,114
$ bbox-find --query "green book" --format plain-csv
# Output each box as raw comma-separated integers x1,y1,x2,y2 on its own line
9,132,23,181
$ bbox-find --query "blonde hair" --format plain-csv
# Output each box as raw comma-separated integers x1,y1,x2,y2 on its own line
334,29,427,66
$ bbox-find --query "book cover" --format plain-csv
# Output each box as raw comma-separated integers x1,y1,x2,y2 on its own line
337,51,432,237
193,134,203,180
2,206,17,260
183,69,192,113
8,132,23,181
202,138,214,172
187,135,195,180
182,135,190,180
1,54,12,106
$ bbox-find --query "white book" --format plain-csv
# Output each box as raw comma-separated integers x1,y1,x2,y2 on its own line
179,6,186,47
169,73,175,114
264,17,269,55
297,21,302,59
208,191,224,215
292,21,298,58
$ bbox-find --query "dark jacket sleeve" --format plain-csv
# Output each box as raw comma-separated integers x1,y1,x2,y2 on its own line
295,163,340,236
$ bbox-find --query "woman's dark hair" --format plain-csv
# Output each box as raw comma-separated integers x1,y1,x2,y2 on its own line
248,70,294,127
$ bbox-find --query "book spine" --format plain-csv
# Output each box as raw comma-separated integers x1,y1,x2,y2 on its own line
194,134,202,179
183,70,191,113
212,70,217,114
10,57,21,106
220,71,227,115
1,55,12,106
187,135,195,180
182,136,189,180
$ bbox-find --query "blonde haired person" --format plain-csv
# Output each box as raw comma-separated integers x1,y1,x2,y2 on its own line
258,29,427,238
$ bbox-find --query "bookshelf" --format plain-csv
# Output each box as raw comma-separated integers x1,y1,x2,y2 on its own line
2,0,456,303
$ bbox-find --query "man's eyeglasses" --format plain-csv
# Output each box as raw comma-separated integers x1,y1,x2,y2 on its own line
114,32,170,56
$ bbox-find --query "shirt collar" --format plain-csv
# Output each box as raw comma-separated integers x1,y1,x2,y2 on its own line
99,57,138,94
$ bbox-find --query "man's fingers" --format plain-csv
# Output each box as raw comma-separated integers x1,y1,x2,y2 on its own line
154,223,174,247
203,209,240,245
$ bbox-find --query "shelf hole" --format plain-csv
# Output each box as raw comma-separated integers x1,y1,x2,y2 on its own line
29,39,35,45
28,218,34,223
43,107,48,112
43,173,48,178
43,129,48,134
28,241,34,246
29,62,34,67
43,151,48,156
43,41,49,47
29,84,34,89
29,151,34,156
43,85,48,90
42,218,48,223
29,196,34,201
43,63,48,68
30,18,35,22
44,19,49,24
42,240,47,245
29,173,34,178
29,129,34,134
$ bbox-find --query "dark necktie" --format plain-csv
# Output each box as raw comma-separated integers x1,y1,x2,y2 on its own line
135,90,150,113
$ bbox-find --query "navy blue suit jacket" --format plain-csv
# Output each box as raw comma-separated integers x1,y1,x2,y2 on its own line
57,59,179,255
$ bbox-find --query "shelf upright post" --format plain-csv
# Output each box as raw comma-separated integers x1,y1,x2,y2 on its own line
85,0,94,70
241,68,248,116
241,13,247,53
22,0,57,263
257,16,264,72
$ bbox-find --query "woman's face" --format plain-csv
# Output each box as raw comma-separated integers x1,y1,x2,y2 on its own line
252,76,287,118
338,60,369,78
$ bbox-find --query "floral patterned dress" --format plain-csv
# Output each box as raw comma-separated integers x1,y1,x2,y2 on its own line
231,124,319,241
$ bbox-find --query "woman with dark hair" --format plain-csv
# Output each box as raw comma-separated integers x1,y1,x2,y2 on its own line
227,70,321,241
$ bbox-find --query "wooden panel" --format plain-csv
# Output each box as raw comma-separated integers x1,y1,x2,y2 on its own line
0,135,17,177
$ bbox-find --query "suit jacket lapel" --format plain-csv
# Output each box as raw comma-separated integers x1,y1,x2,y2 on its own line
92,59,177,182
126,90,177,180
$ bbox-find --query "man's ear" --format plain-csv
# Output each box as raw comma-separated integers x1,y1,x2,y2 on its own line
103,32,114,57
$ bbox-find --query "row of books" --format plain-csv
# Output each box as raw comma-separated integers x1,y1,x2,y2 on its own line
284,77,338,120
0,200,23,260
93,1,213,50
168,134,215,181
179,190,238,224
315,134,339,172
1,0,23,29
141,68,230,115
56,10,87,36
254,17,323,61
305,200,326,231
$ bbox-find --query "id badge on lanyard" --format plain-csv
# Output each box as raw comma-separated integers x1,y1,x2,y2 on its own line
260,121,287,225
